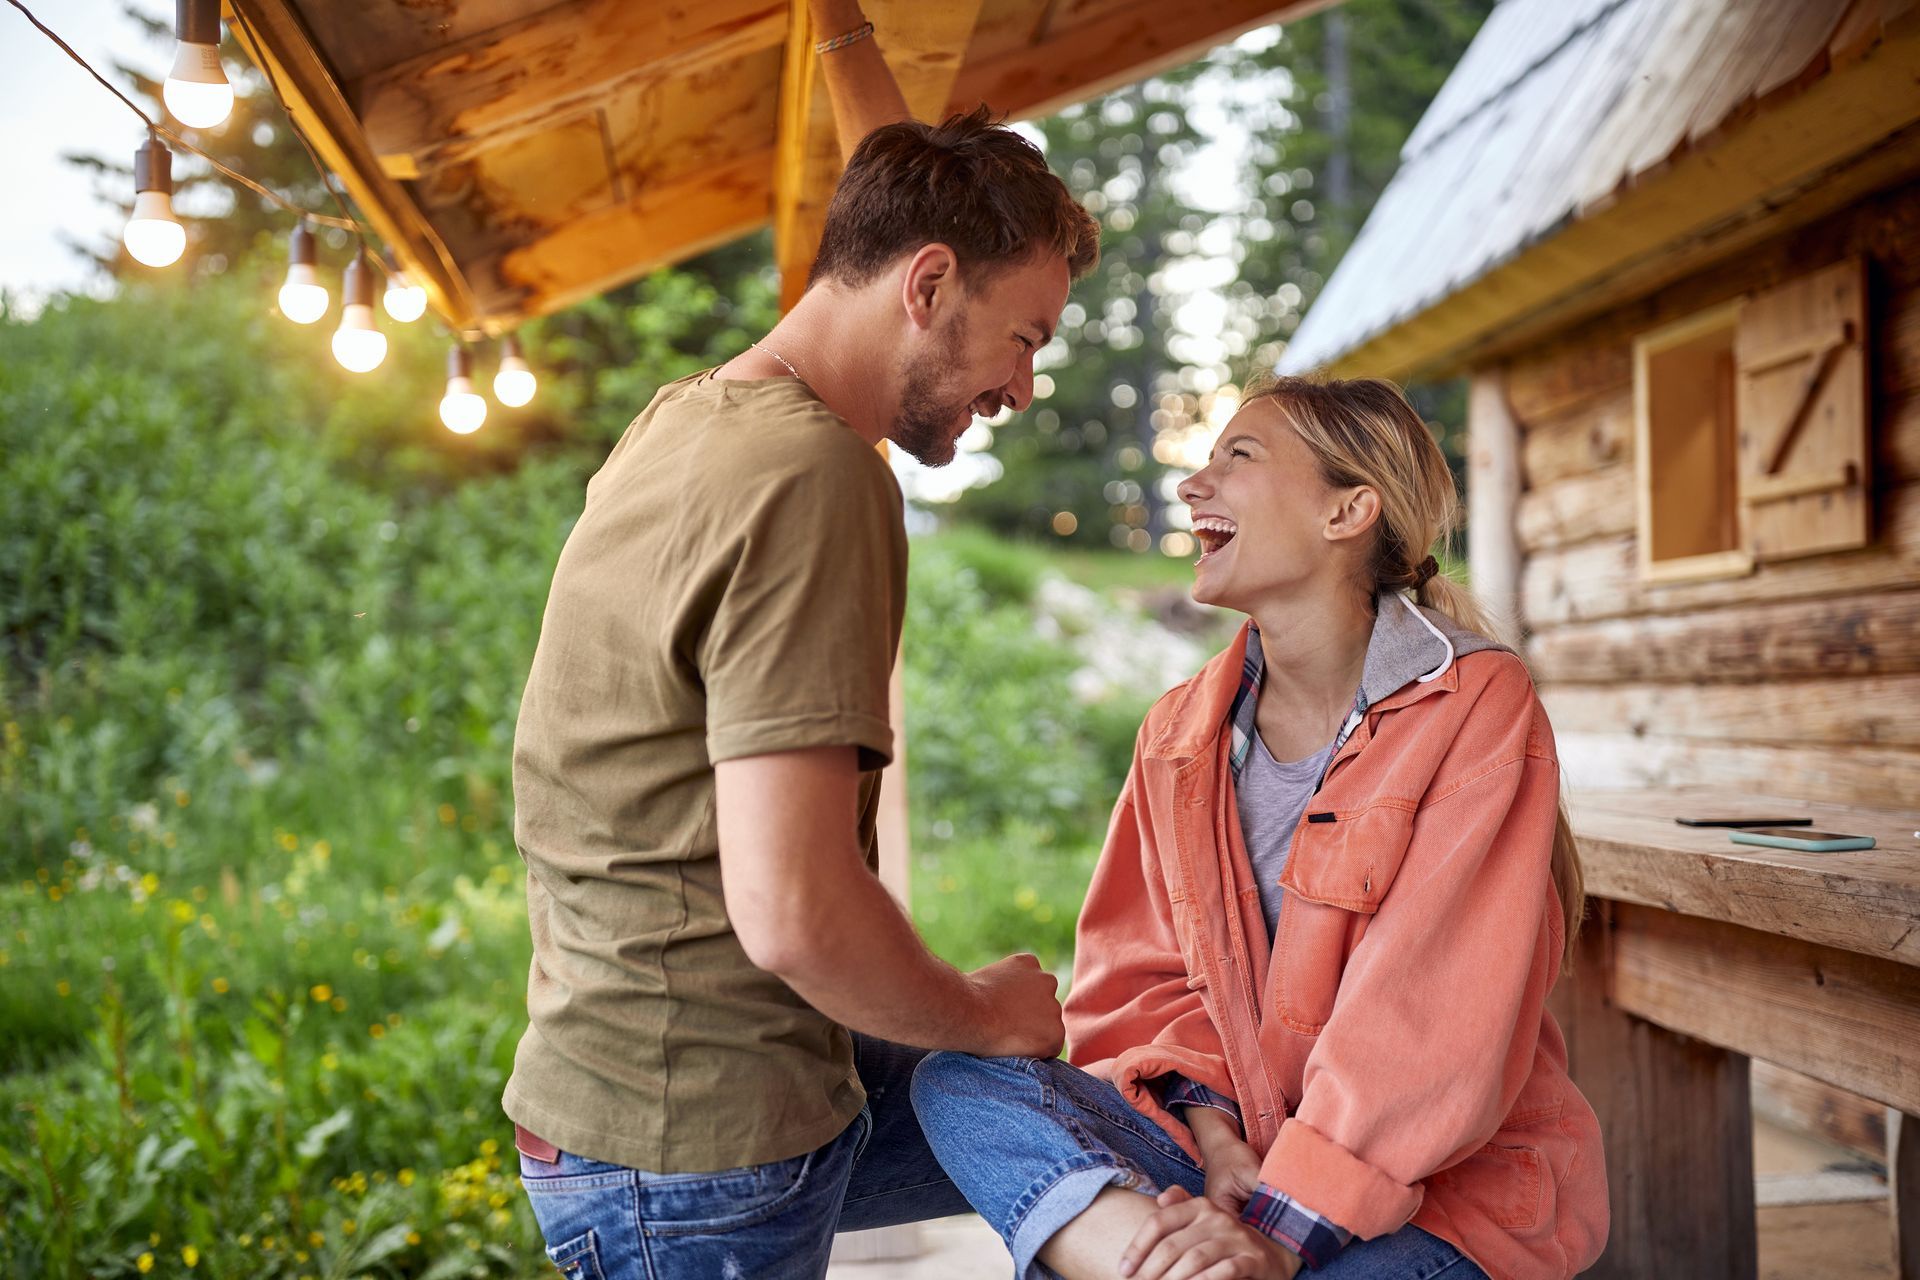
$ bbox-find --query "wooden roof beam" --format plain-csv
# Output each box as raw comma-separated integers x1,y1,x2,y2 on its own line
773,1,985,313
947,0,1330,123
226,0,484,331
352,0,787,179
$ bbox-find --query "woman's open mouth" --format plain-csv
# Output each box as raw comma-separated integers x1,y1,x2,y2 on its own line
1192,516,1237,562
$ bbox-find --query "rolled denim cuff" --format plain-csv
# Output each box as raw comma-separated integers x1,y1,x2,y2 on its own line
1240,1182,1355,1270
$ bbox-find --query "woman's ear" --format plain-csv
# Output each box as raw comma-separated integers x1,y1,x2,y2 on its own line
1325,485,1383,546
899,243,958,330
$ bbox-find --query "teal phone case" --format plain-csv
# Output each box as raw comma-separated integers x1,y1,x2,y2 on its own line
1730,831,1876,853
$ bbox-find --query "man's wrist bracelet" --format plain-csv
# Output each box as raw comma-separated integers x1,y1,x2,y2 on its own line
815,20,875,55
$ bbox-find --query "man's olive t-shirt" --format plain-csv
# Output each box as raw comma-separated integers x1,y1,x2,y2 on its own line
502,370,907,1174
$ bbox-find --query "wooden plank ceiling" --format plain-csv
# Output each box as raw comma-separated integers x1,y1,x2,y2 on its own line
226,0,1328,334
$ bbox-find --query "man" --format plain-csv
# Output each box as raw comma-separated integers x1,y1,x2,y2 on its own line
501,2,1102,1274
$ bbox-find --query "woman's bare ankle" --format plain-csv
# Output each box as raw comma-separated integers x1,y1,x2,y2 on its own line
1036,1185,1158,1279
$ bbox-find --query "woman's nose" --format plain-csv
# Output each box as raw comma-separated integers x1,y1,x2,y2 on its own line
1176,466,1211,506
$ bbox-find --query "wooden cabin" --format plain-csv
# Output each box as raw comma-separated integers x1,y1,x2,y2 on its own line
1282,0,1920,1275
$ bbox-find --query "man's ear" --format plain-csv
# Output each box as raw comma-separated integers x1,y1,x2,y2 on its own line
1325,485,1383,546
899,243,958,331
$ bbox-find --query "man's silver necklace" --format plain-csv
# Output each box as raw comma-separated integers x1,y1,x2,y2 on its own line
749,341,801,380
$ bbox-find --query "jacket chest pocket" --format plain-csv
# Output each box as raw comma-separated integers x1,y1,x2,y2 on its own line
1272,803,1416,1033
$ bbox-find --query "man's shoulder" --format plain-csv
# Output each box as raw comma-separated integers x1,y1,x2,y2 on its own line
647,376,895,494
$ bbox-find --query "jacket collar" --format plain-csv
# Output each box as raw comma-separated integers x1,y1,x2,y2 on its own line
1147,593,1506,762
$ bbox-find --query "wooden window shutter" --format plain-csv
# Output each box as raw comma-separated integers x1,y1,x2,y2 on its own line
1733,256,1871,561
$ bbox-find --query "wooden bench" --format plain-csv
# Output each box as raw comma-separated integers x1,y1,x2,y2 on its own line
1551,787,1920,1278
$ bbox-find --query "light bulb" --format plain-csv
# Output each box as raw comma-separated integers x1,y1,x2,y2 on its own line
332,257,386,372
278,223,328,324
124,139,185,268
440,346,487,433
125,192,187,268
494,335,536,407
162,1,232,130
441,382,487,434
382,250,427,322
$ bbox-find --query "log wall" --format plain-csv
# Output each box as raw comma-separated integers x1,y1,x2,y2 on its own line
1498,174,1920,808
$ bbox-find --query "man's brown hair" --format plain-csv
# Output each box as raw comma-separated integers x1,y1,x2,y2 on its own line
810,106,1101,291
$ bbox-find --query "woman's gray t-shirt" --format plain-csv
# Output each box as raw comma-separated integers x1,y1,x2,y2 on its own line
1238,731,1336,939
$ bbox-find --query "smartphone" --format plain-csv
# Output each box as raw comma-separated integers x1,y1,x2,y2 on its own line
1676,817,1813,828
1730,828,1876,853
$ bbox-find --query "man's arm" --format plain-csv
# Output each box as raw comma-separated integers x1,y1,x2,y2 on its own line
716,744,1063,1056
809,0,912,160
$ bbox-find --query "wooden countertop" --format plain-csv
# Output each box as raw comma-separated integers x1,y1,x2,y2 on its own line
1568,788,1920,965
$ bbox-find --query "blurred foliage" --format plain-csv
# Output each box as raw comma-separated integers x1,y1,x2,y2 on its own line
954,0,1494,546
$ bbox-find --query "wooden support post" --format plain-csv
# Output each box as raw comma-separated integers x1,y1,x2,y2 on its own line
1894,1107,1919,1280
1552,900,1758,1278
773,1,984,311
1467,367,1523,644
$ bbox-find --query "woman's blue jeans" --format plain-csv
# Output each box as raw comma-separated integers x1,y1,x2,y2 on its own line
909,1050,1489,1280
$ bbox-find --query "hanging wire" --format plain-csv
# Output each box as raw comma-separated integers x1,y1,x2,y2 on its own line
4,0,365,232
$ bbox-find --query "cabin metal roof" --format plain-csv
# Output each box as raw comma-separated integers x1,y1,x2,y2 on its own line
1276,0,1909,379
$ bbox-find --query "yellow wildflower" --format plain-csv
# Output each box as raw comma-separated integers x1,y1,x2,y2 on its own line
342,1219,357,1236
406,1232,421,1246
47,886,62,902
137,1254,154,1274
309,1230,324,1247
55,981,70,998
331,996,347,1012
140,872,159,895
211,977,229,994
310,984,332,1003
175,788,190,807
182,1244,199,1267
398,1168,415,1187
479,1137,500,1157
369,1023,385,1039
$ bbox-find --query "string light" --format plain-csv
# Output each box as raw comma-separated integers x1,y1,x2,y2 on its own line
332,256,387,373
277,222,329,324
381,249,427,322
8,0,523,431
123,135,186,268
162,0,232,130
440,346,487,434
493,334,537,407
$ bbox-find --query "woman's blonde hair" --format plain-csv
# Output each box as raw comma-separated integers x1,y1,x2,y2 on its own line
1239,373,1585,966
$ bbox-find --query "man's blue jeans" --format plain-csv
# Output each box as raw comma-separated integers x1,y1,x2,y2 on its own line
909,1050,1490,1280
516,1036,969,1279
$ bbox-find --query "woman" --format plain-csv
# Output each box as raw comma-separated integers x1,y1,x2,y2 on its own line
911,377,1609,1280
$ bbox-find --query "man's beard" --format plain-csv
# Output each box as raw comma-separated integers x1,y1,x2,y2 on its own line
893,313,974,468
